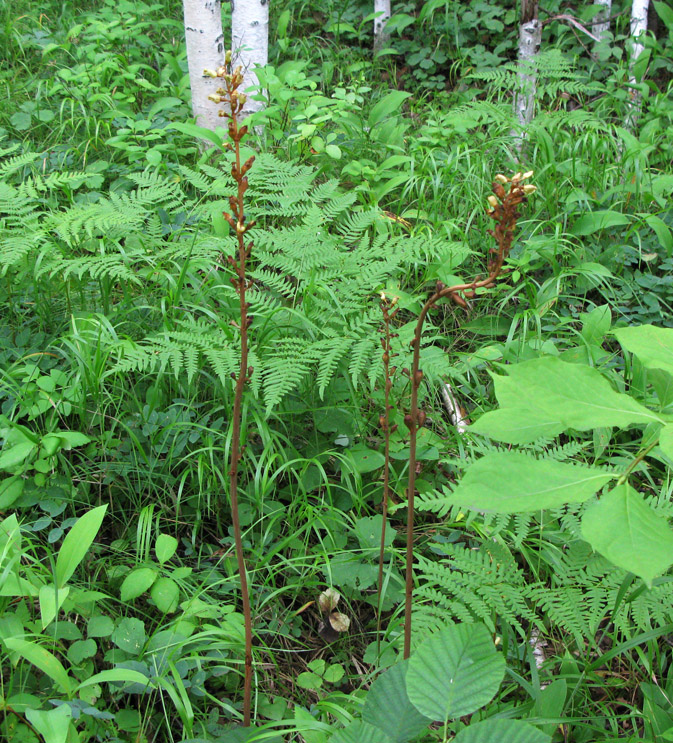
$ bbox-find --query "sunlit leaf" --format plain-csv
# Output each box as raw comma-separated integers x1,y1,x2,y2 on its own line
582,484,673,586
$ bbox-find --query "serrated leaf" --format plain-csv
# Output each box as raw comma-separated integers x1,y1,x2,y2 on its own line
472,356,662,443
470,407,563,444
406,623,505,720
363,660,431,743
613,325,673,377
448,452,614,513
454,719,551,743
582,483,673,586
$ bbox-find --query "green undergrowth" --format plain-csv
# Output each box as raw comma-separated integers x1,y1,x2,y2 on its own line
1,0,673,741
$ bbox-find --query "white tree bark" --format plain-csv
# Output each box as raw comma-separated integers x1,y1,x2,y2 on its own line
231,0,269,118
591,0,612,42
626,0,650,129
513,1,541,148
183,0,225,131
373,0,391,54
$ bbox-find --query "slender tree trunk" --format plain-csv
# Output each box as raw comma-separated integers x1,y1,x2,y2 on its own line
513,0,541,150
231,0,269,117
592,0,612,42
183,0,225,131
374,0,391,53
626,0,650,129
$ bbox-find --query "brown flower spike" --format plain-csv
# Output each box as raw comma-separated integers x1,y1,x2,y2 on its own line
402,172,536,659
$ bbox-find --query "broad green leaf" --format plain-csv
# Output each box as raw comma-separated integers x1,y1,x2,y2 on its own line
470,407,563,445
580,305,611,345
55,504,107,587
368,91,411,128
39,584,70,628
10,111,32,130
150,577,180,613
475,356,662,443
147,96,183,119
25,704,72,743
654,1,673,32
51,430,91,449
582,484,673,586
111,617,146,654
531,679,567,737
0,441,36,469
120,567,157,601
571,210,630,236
613,325,673,377
362,660,431,743
67,638,97,665
406,623,505,720
454,719,551,743
449,452,614,513
344,445,385,474
660,425,673,461
155,534,178,564
169,121,226,148
87,614,114,638
325,144,342,159
331,721,395,743
4,637,73,695
645,215,673,254
0,475,24,509
354,515,396,551
76,667,153,691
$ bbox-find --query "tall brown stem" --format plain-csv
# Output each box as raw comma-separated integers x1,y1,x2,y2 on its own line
402,172,536,659
207,60,257,726
376,296,398,654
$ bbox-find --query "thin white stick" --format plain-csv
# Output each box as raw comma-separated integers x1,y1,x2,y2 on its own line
440,383,469,435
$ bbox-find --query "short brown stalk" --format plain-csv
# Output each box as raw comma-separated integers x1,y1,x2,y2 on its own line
402,172,537,659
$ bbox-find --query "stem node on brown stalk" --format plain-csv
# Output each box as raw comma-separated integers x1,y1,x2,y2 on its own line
401,171,536,659
208,55,255,728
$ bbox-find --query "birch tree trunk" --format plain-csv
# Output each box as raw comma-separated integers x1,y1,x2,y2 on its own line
373,0,391,54
592,0,612,42
513,0,541,150
626,0,650,129
183,0,225,131
231,0,269,118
